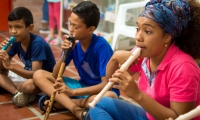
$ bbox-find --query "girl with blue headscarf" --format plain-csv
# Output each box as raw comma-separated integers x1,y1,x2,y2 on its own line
83,0,200,120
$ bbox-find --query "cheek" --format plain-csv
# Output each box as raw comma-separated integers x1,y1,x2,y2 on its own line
8,30,12,34
148,43,165,57
75,29,88,38
73,30,82,39
142,37,164,56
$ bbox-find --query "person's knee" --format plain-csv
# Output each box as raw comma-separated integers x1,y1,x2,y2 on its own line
20,81,35,93
33,70,55,85
104,91,118,99
33,70,46,83
97,96,112,106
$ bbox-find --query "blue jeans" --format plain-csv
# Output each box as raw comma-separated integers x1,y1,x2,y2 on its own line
42,0,49,22
86,97,148,120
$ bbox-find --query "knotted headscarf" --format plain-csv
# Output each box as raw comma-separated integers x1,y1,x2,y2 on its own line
139,0,190,38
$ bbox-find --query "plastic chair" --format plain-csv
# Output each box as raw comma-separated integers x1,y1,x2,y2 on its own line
111,0,148,50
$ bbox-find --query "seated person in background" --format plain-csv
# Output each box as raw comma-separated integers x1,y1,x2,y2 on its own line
0,7,56,107
84,0,200,120
33,1,119,120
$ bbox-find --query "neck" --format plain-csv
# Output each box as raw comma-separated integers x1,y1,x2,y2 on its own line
149,48,169,72
80,34,93,52
149,58,160,73
20,33,31,51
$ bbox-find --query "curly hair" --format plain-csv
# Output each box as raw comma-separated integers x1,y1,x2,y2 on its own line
175,0,200,59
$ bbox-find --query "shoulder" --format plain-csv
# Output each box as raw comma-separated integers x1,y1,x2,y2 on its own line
30,33,49,47
91,34,112,51
167,50,200,77
171,49,197,66
162,44,198,69
31,33,45,42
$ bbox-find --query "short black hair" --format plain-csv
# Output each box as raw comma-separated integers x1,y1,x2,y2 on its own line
8,7,33,27
72,1,100,29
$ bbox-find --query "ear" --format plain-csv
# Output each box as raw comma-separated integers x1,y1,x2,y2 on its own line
164,33,172,44
27,24,34,32
88,26,95,34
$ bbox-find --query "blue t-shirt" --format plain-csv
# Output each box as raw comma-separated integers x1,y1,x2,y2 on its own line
8,33,56,72
64,34,119,96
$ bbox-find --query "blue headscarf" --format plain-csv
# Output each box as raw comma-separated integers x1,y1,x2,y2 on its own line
139,0,190,38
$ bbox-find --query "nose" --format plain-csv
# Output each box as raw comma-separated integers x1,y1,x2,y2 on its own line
10,28,17,34
135,30,142,42
69,24,74,34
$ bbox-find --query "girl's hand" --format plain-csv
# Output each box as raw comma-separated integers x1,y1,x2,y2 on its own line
109,69,141,99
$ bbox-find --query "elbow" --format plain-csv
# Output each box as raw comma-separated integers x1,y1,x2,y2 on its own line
112,51,124,62
111,50,131,65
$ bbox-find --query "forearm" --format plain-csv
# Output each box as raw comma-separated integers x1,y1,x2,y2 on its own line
73,82,107,96
106,56,120,81
9,65,34,79
135,92,178,119
106,50,133,80
52,54,64,78
107,50,131,77
0,66,8,75
0,57,11,73
0,59,6,71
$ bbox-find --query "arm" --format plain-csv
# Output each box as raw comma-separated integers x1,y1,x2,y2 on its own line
0,38,12,72
77,47,137,95
53,35,77,79
52,53,64,78
136,92,195,119
0,50,42,78
72,76,108,96
9,60,42,79
111,61,198,119
0,56,11,74
106,50,135,81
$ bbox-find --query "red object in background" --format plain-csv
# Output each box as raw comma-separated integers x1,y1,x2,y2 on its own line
63,9,72,30
0,0,12,31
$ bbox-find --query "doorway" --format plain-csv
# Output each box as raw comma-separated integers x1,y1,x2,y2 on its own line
0,0,12,31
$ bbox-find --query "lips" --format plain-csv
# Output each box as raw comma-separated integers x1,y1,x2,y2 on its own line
136,45,146,49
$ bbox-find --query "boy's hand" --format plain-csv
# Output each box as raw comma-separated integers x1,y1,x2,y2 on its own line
53,78,74,96
0,38,9,50
0,50,13,70
61,35,78,50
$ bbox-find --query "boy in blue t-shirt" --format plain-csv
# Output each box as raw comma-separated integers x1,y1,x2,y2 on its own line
33,1,119,119
0,7,56,107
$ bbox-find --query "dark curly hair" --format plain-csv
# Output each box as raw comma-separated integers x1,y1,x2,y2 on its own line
175,0,200,59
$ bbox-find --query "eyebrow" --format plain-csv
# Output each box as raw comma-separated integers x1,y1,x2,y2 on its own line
69,19,79,27
136,21,155,28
